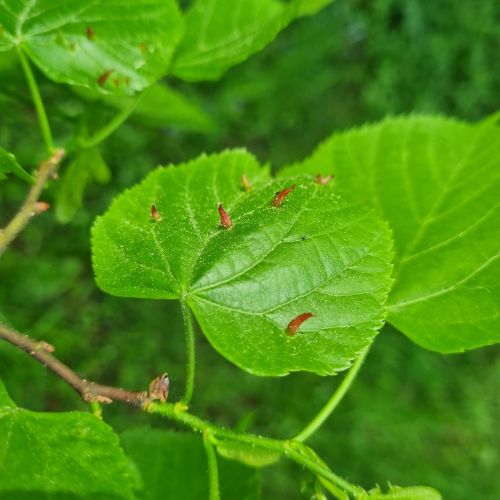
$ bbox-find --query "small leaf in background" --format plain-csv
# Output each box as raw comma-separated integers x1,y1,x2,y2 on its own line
360,484,442,499
120,428,260,500
0,146,34,183
0,380,138,499
280,115,500,354
172,0,299,81
92,150,393,376
0,0,183,94
213,437,281,468
56,147,110,223
74,83,214,133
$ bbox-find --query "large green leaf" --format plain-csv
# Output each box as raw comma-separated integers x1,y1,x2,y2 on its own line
280,115,500,353
171,0,298,81
0,146,34,183
0,0,183,94
92,149,392,376
121,428,260,500
0,380,137,499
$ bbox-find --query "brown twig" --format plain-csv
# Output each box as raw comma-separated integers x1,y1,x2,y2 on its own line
0,148,65,257
0,321,152,406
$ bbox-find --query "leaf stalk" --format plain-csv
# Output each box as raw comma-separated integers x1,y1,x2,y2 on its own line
17,47,54,154
180,300,196,406
294,346,370,442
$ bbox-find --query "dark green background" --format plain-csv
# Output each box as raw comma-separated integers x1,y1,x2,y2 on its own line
1,1,499,498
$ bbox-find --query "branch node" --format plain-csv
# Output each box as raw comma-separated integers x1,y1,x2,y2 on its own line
148,373,169,402
33,340,55,353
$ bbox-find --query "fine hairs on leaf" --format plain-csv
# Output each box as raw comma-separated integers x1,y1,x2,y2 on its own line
91,149,394,376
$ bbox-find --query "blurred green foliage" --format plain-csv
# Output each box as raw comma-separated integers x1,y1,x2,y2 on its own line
0,0,499,499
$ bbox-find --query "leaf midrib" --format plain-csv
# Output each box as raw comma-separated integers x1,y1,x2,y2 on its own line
191,234,380,317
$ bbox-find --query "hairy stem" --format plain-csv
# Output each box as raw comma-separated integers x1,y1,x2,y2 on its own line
0,321,365,498
78,96,142,150
0,149,65,257
147,403,364,497
203,432,220,500
0,322,150,405
180,301,196,406
294,347,370,442
17,47,54,154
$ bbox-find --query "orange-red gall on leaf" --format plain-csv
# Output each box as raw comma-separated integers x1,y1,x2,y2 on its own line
314,174,333,185
241,174,251,192
287,312,315,336
86,26,95,40
272,184,296,207
97,70,113,86
151,205,161,222
218,203,233,229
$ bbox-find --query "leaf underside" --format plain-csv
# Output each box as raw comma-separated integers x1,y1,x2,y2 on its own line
280,115,500,353
92,150,393,376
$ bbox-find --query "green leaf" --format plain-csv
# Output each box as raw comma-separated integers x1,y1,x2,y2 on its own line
120,428,260,500
360,484,442,499
0,380,15,407
213,437,280,467
280,115,500,353
56,148,110,223
91,149,393,376
0,380,137,499
171,0,298,81
0,146,34,183
75,83,214,132
296,0,334,17
0,0,183,94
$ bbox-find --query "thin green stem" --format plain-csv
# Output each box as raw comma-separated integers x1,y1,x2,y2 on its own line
314,478,328,500
294,347,370,443
147,402,364,497
203,432,220,500
89,400,103,418
179,301,196,406
79,96,142,149
17,47,54,154
0,149,64,257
